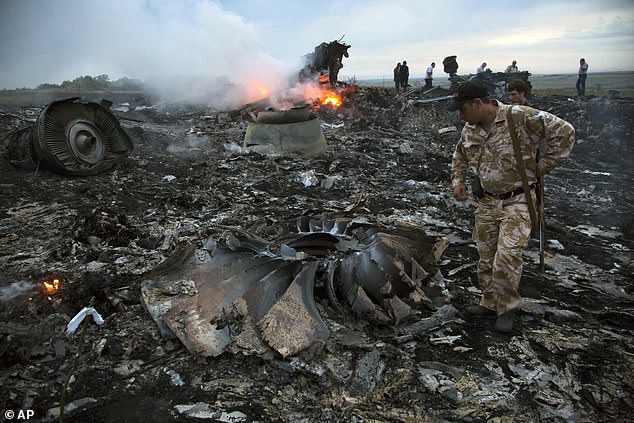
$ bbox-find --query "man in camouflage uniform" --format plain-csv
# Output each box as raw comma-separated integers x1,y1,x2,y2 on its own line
448,81,575,332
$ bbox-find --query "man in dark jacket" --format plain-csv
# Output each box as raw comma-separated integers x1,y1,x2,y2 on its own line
393,62,401,93
400,61,409,92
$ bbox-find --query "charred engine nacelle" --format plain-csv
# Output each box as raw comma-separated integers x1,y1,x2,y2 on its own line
5,97,133,176
299,40,351,84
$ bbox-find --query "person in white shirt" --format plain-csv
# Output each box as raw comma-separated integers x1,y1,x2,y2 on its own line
425,62,435,88
505,60,519,73
476,62,487,74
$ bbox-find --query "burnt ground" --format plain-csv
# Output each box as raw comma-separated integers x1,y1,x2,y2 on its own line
0,87,633,422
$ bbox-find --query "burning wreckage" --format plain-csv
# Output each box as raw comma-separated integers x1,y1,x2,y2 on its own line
299,39,351,86
233,40,351,157
1,43,633,421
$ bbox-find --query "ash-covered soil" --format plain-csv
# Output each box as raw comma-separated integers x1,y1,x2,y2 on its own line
0,87,633,422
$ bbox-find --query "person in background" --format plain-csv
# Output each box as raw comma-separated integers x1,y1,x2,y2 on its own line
425,62,435,88
576,58,588,96
393,62,401,93
507,79,529,106
476,62,487,74
449,81,575,333
505,60,519,73
400,60,410,92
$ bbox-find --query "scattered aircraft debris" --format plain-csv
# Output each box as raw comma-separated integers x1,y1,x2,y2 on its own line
0,84,632,421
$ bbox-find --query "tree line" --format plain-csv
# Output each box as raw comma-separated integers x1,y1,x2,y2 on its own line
36,74,145,91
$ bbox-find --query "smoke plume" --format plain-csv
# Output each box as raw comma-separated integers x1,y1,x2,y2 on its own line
0,0,303,108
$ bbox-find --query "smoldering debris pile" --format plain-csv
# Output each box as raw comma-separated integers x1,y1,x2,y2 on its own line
0,87,632,422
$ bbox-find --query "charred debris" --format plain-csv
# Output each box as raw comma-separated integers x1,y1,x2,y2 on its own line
0,64,633,422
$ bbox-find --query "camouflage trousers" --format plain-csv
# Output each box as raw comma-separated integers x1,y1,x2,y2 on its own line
472,193,532,315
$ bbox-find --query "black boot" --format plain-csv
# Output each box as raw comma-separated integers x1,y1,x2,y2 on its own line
494,310,516,333
464,305,496,317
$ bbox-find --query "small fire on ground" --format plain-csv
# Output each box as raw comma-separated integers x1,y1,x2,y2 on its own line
43,278,60,295
302,83,343,108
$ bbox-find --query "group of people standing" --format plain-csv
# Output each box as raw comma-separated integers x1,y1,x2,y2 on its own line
393,61,410,92
393,56,589,98
394,60,437,92
392,58,524,92
392,58,523,92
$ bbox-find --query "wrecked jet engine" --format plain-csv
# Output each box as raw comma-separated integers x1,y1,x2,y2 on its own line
142,214,448,359
299,39,351,85
443,55,460,88
243,105,327,157
4,97,133,175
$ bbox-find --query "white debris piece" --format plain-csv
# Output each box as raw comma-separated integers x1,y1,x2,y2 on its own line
399,142,413,154
163,175,177,182
223,142,248,155
164,368,185,386
84,261,107,272
111,104,129,112
429,335,462,345
547,239,565,250
47,397,98,419
66,307,105,333
174,402,247,421
438,126,457,135
299,170,319,187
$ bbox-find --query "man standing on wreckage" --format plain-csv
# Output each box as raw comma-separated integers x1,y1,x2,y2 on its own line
449,81,575,333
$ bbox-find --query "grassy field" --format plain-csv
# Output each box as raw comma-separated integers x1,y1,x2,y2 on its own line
0,89,148,107
530,72,634,97
356,71,634,98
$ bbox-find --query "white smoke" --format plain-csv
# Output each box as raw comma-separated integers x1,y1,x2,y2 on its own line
0,0,305,109
0,281,37,302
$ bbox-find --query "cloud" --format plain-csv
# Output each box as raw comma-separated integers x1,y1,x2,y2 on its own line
1,0,633,93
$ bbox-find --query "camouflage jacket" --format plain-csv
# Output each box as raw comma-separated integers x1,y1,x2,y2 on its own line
451,102,575,195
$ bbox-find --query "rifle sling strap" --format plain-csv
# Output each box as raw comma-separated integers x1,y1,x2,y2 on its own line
506,107,539,232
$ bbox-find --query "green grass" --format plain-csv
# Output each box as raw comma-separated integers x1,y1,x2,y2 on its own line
531,87,634,97
530,72,634,98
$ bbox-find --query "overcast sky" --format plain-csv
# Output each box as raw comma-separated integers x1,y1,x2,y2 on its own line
1,0,632,92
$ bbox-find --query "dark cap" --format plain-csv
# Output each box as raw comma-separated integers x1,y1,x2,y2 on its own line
447,81,489,111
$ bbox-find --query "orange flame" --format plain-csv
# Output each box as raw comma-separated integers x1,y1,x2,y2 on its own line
245,79,271,103
43,278,60,294
321,92,342,107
